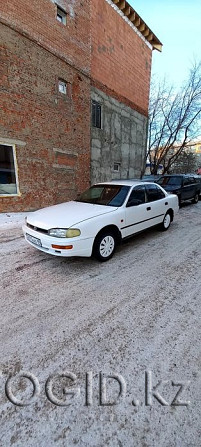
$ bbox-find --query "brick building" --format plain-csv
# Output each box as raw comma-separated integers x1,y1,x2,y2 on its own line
0,0,162,212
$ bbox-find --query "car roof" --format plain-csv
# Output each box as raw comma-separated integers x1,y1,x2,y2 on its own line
159,174,183,176
95,180,156,186
159,173,196,177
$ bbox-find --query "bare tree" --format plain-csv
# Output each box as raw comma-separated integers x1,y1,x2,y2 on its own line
147,62,201,174
169,151,198,174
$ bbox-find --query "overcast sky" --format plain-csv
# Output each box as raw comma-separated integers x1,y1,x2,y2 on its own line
129,0,201,87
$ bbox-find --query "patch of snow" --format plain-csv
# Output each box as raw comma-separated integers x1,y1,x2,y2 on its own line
0,212,27,228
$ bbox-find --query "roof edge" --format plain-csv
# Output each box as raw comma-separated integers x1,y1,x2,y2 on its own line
110,0,162,52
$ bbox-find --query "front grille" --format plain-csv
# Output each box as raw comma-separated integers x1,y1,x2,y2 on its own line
27,222,48,234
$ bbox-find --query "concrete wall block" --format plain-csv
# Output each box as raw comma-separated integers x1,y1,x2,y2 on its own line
134,153,143,169
111,112,121,142
103,109,112,139
104,100,120,114
128,167,136,178
91,138,102,149
91,146,101,162
122,117,131,143
111,144,121,161
121,143,130,163
99,167,112,182
101,146,111,165
121,108,131,119
136,129,143,146
119,168,129,179
91,87,147,184
131,122,137,143
129,145,137,165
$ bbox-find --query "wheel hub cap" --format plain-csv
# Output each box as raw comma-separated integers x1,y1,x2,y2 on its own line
100,236,114,257
164,214,170,228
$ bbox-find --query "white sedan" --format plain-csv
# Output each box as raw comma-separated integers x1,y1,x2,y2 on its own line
22,181,179,261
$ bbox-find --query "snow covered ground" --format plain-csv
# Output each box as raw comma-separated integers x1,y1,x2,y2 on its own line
0,212,27,228
0,202,201,446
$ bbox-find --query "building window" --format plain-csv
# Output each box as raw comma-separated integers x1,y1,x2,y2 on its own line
92,101,101,129
0,144,18,195
113,162,121,172
56,5,67,25
58,79,67,95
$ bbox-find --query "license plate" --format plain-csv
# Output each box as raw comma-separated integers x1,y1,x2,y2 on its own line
26,233,42,247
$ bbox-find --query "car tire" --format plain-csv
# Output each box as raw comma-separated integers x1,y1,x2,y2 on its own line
178,195,182,207
160,212,171,231
93,230,117,262
192,193,199,204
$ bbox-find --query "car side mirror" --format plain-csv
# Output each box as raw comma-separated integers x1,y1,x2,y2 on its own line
126,199,141,207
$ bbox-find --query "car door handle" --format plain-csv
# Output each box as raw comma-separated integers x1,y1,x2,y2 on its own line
165,202,168,205
147,207,151,211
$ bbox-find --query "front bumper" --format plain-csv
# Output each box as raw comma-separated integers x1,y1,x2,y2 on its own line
22,225,94,257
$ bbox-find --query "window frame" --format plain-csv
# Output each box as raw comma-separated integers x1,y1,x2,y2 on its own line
58,79,67,95
0,142,20,197
56,5,67,25
145,183,166,203
126,185,146,207
92,100,102,129
113,162,121,172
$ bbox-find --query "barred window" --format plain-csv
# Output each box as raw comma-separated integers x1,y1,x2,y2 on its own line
92,101,101,129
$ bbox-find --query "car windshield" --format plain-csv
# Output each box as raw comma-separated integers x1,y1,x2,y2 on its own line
75,185,130,207
157,176,182,186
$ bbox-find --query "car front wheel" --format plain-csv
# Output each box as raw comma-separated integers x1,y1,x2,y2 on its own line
93,231,116,262
161,212,171,231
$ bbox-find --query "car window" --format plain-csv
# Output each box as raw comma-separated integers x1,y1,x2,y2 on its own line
76,185,130,207
195,176,201,185
183,177,191,186
145,184,165,202
126,185,146,206
189,177,196,184
157,176,182,186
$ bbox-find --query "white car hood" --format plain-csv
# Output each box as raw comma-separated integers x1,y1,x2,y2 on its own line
27,201,118,230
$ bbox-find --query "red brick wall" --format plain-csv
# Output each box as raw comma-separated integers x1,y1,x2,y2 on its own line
0,23,91,212
91,0,152,116
0,0,91,75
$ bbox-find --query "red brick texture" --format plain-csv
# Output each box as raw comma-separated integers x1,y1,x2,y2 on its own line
0,0,154,212
0,0,91,75
0,22,91,212
91,0,152,117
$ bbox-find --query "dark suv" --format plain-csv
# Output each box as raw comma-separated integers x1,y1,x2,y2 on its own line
156,174,200,206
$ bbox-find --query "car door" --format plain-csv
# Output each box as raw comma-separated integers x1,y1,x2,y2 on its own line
182,176,195,200
122,185,149,238
144,183,168,225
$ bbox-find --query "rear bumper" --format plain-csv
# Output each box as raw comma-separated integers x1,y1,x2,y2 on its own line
22,225,94,257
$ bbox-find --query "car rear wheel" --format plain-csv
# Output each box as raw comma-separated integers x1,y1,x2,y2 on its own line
192,193,199,204
161,212,171,231
93,231,116,262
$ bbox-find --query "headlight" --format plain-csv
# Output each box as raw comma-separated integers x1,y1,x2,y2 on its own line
48,228,81,238
66,229,81,238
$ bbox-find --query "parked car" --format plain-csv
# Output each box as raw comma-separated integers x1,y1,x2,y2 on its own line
156,174,200,206
22,181,179,262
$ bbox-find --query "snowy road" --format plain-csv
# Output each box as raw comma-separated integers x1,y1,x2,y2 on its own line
0,202,201,446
